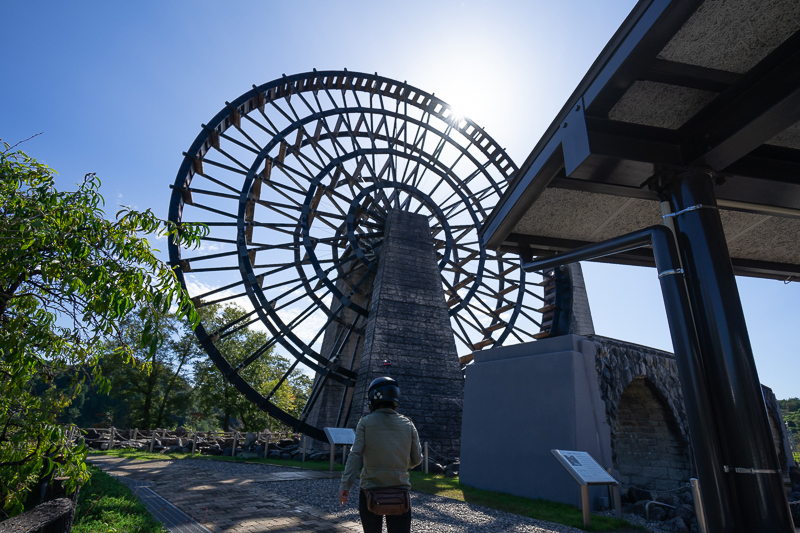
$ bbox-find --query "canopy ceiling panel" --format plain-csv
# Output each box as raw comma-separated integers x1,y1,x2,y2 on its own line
768,121,800,149
482,0,800,280
657,0,800,73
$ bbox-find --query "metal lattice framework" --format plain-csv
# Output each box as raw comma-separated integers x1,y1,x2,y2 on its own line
168,70,546,439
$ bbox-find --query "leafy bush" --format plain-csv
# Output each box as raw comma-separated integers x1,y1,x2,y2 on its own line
0,141,205,515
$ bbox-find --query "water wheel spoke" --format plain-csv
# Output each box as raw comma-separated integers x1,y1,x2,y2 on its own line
217,316,262,342
175,185,239,202
236,337,279,373
450,313,477,352
193,171,242,194
265,357,303,401
194,290,249,308
185,202,238,220
196,155,248,176
208,309,259,340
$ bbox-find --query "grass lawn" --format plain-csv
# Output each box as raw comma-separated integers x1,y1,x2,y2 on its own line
73,463,166,533
89,450,635,531
408,472,637,532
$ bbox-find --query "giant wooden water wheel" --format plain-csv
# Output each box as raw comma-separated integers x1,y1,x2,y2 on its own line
168,70,547,440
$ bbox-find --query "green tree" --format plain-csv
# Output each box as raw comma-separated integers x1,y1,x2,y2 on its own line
103,309,196,429
38,364,127,429
0,142,205,516
191,304,311,432
778,398,800,448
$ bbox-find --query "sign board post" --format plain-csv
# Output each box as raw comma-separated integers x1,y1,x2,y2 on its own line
551,450,622,528
324,427,356,472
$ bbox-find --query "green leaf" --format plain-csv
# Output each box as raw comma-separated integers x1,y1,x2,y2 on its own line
0,142,204,515
44,457,55,477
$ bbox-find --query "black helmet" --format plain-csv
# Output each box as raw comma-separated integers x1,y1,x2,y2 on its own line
368,377,400,410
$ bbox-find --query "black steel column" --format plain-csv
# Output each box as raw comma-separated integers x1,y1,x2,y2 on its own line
657,171,794,533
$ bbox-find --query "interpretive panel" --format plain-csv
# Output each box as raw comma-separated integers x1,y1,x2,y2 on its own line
551,450,617,485
324,427,356,445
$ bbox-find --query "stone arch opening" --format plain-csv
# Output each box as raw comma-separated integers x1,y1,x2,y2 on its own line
613,376,692,492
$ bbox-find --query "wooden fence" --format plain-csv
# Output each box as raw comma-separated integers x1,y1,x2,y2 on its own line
71,427,305,458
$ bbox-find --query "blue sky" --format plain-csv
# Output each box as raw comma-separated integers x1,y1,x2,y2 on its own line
3,1,798,399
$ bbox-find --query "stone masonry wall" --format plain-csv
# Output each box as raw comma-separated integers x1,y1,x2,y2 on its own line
591,336,691,447
585,335,795,491
348,210,463,459
615,376,693,491
589,335,694,490
762,384,794,473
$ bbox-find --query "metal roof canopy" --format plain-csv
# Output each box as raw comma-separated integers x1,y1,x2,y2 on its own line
482,0,800,281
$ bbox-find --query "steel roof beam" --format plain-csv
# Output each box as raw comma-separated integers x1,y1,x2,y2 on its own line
499,232,800,281
684,30,800,170
641,58,741,93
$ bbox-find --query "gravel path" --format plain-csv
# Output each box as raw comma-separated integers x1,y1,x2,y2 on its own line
182,458,298,475
254,477,586,533
184,459,587,532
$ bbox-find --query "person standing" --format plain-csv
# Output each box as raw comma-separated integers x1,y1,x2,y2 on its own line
338,376,422,533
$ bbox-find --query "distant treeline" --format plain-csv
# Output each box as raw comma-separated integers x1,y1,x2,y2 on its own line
46,302,311,433
778,398,800,446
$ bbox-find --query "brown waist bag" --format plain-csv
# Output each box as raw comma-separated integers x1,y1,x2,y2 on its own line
365,488,410,515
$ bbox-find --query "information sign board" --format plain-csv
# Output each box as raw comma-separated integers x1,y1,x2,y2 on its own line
324,427,356,472
324,427,355,445
551,450,616,485
551,449,622,527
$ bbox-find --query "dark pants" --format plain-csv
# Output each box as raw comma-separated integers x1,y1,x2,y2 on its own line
358,489,411,533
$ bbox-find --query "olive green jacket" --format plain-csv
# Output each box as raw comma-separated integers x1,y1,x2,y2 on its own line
339,408,422,491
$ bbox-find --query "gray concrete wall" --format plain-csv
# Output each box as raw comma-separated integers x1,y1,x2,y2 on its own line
461,333,794,507
460,335,611,509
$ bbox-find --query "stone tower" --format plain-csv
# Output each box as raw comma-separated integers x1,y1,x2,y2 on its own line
538,262,595,338
341,210,465,459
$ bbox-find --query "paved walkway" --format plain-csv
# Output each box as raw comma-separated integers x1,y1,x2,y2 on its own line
115,477,213,533
87,456,360,533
